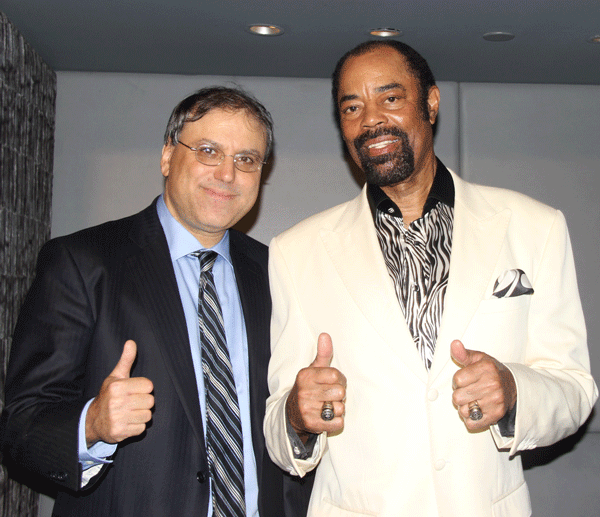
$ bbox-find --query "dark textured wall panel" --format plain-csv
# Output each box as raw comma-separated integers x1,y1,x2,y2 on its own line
1,11,56,517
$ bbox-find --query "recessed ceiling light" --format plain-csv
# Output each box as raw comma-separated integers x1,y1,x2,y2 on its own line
482,31,515,42
247,24,284,36
588,35,600,44
370,28,403,38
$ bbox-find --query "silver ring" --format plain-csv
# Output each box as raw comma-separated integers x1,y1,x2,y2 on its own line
321,401,334,421
468,401,483,421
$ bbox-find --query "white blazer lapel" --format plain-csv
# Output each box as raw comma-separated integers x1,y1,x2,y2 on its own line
430,172,511,381
319,187,428,383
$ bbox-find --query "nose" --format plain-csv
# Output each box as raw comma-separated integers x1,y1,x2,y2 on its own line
213,155,236,183
361,102,386,128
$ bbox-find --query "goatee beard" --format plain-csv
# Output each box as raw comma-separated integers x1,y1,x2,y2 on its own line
353,126,415,187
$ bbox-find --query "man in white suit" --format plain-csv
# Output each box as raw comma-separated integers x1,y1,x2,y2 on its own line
263,40,598,516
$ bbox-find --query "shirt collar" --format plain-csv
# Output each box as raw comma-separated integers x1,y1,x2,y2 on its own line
156,194,232,265
367,158,455,219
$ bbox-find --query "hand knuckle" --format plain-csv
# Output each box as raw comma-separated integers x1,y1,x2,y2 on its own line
298,368,311,381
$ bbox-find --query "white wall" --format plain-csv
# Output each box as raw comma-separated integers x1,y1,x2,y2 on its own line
43,72,599,517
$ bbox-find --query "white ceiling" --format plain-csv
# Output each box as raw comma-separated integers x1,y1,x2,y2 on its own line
2,0,600,84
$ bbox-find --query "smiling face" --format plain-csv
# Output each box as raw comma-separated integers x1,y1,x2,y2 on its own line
337,47,440,189
160,108,267,247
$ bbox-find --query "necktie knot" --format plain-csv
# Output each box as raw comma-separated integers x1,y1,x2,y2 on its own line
191,250,218,274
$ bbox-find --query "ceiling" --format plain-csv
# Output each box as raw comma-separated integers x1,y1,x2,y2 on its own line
2,0,600,85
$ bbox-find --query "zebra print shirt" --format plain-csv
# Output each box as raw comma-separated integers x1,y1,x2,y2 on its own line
370,162,454,370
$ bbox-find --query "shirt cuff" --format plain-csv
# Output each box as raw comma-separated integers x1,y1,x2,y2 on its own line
497,402,516,437
78,398,117,469
286,414,319,460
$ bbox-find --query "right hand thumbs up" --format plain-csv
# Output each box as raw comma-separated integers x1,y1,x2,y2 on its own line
286,333,346,440
86,340,154,447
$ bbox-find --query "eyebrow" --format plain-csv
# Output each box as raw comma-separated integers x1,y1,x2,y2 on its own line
376,82,406,94
195,139,263,158
338,82,407,105
238,149,263,158
338,93,358,105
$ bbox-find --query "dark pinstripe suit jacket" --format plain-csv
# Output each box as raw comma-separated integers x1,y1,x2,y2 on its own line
1,198,295,517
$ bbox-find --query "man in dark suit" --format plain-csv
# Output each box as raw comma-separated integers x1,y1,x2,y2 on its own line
1,86,303,516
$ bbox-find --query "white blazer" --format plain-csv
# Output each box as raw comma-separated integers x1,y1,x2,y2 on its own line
264,171,597,517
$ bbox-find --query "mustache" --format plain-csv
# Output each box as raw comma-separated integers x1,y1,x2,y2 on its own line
353,126,408,153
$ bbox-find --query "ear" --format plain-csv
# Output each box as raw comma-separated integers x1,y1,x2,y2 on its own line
160,143,175,178
427,86,440,125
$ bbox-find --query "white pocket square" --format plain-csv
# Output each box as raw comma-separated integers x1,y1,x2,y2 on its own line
492,269,534,298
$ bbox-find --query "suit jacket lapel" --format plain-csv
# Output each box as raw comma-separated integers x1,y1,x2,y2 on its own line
319,176,512,384
320,188,428,384
125,199,205,448
429,172,511,381
229,230,271,481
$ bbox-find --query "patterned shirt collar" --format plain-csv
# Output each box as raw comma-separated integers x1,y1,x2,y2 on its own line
367,158,455,220
368,158,455,371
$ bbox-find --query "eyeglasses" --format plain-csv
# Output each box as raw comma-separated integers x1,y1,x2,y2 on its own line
178,141,265,173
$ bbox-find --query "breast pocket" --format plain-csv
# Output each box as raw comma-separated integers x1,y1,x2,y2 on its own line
463,295,533,358
477,294,532,314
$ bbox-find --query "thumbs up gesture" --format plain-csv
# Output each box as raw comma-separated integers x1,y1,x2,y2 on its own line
286,333,347,441
450,340,516,430
86,340,154,446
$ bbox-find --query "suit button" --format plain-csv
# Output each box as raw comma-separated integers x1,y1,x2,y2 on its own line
49,471,68,481
197,471,207,483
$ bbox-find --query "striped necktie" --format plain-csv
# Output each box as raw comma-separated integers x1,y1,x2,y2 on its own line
192,250,246,517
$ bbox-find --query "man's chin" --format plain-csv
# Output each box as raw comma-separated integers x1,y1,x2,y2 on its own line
364,163,414,187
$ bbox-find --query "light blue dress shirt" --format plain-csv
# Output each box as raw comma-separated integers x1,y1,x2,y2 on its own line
78,196,259,516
